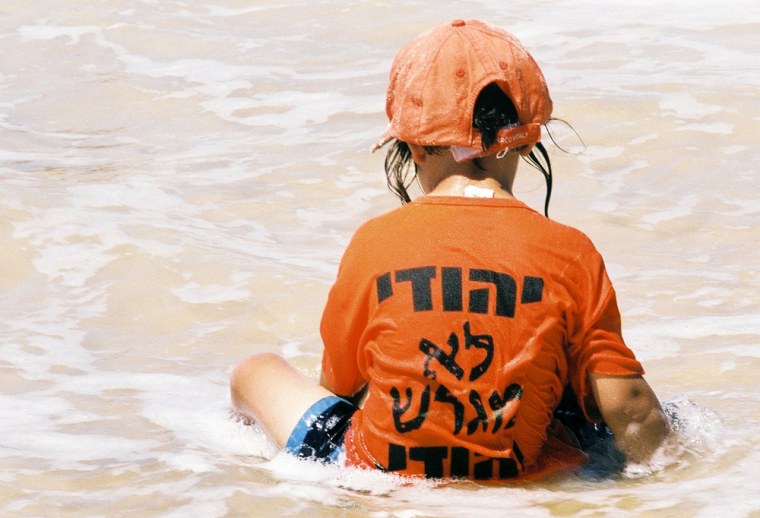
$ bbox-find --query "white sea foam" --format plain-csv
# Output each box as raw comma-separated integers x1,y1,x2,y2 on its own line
136,373,278,461
172,280,251,304
17,24,100,44
658,93,723,119
677,122,735,135
716,198,760,216
635,314,760,340
640,193,700,225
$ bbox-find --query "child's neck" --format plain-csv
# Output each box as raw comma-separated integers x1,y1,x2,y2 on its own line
425,175,514,199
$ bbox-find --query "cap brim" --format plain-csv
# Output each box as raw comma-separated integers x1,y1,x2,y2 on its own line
450,123,542,162
370,124,394,153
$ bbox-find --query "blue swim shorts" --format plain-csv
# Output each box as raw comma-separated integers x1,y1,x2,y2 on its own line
284,395,357,463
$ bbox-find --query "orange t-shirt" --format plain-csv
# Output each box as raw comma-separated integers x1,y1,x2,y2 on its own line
320,197,643,480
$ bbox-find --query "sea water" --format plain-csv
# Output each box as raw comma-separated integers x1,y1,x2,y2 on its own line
1,1,758,516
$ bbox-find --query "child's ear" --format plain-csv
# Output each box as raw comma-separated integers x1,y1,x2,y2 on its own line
409,143,427,164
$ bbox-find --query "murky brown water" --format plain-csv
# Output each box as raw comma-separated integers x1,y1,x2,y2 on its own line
1,1,758,516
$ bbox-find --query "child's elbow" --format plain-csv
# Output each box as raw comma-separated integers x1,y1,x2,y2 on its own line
612,386,670,462
591,375,670,463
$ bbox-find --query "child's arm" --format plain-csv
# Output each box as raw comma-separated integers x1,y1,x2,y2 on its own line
589,374,670,463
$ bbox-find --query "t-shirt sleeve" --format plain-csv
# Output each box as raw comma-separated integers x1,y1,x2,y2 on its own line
319,231,373,397
564,238,644,421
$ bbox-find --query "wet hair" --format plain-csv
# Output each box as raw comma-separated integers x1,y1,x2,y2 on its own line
472,83,520,150
384,82,554,216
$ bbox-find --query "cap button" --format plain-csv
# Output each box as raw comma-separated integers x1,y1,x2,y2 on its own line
451,19,466,27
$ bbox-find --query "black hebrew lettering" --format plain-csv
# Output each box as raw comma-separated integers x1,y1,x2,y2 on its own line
385,443,523,479
441,267,463,311
466,390,490,435
435,384,465,435
473,454,519,479
473,453,493,479
513,440,525,470
463,321,494,381
487,383,523,432
376,272,392,303
521,276,544,303
376,266,544,317
419,333,464,381
396,266,436,311
497,457,520,478
387,443,406,471
409,446,448,479
390,385,430,433
450,446,469,478
468,287,489,314
469,269,517,317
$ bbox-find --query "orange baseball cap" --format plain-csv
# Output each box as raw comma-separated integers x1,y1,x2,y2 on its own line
372,19,552,160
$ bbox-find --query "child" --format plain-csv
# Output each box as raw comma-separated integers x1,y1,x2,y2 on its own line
231,19,669,480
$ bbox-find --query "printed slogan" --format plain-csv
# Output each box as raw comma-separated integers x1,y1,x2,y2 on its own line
375,265,545,478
